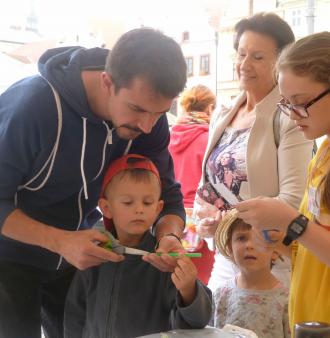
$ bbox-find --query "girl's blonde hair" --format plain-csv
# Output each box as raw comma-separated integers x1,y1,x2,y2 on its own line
277,32,330,209
180,85,216,113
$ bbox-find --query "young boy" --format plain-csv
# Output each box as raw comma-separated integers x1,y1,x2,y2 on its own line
212,209,290,338
64,154,212,338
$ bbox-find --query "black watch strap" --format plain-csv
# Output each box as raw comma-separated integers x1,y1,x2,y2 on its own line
282,214,309,246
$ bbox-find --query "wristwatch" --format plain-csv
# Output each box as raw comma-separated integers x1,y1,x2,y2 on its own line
282,214,309,246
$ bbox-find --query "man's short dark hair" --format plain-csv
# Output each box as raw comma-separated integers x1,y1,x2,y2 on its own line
106,28,187,98
233,12,295,52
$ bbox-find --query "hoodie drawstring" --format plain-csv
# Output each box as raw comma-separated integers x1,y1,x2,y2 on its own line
92,122,114,181
80,117,88,200
103,121,113,145
124,140,133,155
93,123,132,180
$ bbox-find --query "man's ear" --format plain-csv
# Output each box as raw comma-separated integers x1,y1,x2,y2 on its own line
98,197,112,220
156,200,164,216
101,72,114,92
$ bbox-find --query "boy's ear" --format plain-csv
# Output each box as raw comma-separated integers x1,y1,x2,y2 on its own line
156,200,164,216
98,197,112,220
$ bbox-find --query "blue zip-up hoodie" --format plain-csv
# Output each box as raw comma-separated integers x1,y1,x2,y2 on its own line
0,46,184,270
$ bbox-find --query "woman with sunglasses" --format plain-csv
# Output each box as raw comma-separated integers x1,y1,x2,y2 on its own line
237,31,330,330
194,12,313,293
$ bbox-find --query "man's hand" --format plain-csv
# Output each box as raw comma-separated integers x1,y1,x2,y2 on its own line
50,228,124,270
143,214,185,272
142,234,184,272
2,209,124,270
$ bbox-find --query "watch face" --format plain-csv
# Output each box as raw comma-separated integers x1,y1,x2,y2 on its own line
292,222,304,233
283,215,309,246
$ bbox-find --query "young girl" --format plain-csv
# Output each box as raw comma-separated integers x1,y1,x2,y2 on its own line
212,209,290,338
236,32,330,330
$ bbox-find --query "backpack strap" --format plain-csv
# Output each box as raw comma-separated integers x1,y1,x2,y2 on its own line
273,108,281,148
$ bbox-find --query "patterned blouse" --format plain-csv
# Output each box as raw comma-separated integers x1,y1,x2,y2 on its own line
197,126,250,210
213,277,290,338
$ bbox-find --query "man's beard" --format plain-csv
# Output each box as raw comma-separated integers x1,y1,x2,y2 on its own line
114,124,144,140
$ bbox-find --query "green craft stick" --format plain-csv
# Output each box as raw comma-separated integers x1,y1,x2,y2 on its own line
156,252,202,258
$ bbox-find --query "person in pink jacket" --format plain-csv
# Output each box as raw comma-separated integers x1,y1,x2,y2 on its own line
169,84,216,284
169,85,216,207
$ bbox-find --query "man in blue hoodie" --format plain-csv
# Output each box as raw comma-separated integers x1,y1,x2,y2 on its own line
0,28,187,338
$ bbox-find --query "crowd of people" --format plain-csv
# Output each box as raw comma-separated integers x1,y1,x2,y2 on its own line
0,10,329,338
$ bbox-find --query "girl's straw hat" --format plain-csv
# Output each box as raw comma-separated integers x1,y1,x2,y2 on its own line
214,208,239,259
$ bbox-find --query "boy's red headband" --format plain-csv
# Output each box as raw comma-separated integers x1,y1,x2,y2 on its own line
101,154,160,197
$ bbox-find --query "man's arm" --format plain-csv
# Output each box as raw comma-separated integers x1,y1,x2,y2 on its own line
2,209,123,270
154,214,184,239
0,81,123,270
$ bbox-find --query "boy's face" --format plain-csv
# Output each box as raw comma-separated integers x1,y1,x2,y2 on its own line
229,227,276,274
99,173,163,246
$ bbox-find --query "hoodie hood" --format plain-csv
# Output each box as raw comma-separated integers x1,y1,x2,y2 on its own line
38,46,109,121
169,124,209,154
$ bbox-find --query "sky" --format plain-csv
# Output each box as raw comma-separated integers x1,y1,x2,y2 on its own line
0,0,219,91
0,0,219,39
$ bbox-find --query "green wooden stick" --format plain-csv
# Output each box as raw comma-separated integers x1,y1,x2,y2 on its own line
156,252,202,258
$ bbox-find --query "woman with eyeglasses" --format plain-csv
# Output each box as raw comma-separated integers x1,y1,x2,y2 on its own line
237,31,330,330
194,12,314,293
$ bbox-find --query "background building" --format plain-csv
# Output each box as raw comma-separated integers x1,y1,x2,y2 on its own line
180,0,328,104
0,0,329,101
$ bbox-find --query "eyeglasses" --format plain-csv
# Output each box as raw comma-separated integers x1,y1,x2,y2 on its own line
277,88,330,118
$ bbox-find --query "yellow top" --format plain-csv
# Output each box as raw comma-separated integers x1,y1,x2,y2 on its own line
290,138,330,331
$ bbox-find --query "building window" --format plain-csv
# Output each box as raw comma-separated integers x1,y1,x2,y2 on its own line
182,31,190,42
232,62,238,81
200,54,210,75
185,57,194,77
292,9,302,27
169,98,178,116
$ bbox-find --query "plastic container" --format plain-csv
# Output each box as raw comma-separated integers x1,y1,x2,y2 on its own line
181,208,203,252
294,322,330,338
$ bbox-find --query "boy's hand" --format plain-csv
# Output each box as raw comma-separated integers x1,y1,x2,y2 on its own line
171,256,197,306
